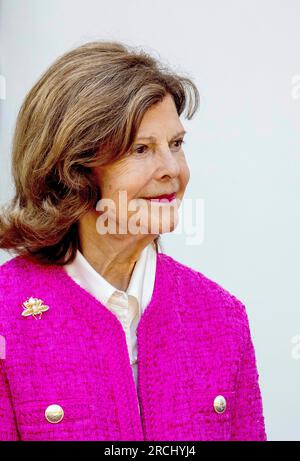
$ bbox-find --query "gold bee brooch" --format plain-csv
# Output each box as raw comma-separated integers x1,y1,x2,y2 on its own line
21,297,49,319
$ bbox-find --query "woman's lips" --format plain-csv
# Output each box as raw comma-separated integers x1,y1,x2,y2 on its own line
141,192,177,202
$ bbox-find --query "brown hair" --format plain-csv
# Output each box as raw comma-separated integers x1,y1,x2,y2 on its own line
0,40,200,265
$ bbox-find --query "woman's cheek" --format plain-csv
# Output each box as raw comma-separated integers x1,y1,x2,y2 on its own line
180,160,190,190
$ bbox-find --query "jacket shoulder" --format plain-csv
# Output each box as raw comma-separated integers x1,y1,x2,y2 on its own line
0,255,36,283
160,252,248,326
0,255,47,322
0,254,28,271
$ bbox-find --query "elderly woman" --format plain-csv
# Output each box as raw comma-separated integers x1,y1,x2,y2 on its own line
0,41,266,441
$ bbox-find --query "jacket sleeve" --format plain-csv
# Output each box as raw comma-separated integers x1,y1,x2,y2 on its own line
0,359,19,440
230,304,267,441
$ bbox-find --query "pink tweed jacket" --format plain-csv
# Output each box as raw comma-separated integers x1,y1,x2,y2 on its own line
0,253,267,441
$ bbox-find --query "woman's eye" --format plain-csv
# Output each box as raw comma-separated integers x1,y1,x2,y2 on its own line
134,145,148,154
132,139,185,155
172,139,185,149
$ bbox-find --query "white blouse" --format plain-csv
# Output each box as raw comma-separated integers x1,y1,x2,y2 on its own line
63,241,157,391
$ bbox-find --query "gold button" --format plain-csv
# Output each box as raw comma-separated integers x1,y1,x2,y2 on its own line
45,404,64,423
213,395,226,414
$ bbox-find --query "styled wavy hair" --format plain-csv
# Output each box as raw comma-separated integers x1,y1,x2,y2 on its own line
0,40,200,265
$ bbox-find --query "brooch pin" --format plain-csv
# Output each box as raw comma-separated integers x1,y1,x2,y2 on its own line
21,297,49,319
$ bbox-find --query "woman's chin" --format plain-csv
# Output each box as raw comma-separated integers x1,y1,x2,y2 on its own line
146,214,179,234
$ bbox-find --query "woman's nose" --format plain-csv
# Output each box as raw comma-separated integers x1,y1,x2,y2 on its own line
156,148,181,179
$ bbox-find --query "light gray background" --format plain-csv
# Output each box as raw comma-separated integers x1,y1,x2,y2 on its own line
1,0,299,441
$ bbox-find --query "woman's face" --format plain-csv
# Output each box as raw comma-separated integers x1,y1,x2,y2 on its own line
92,93,190,238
